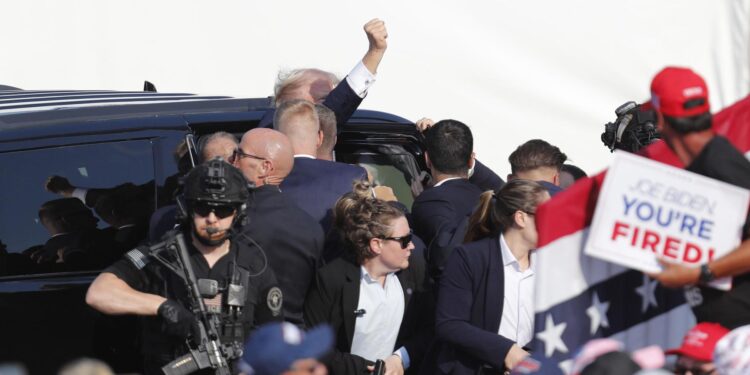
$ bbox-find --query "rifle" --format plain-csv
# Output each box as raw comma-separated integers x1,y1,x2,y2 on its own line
149,231,242,375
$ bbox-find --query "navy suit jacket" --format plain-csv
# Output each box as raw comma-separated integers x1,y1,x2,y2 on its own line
280,157,367,234
411,179,482,249
422,237,515,375
259,79,363,132
469,160,505,192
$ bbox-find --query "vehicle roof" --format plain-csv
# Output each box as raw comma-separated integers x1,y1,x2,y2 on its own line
0,89,412,145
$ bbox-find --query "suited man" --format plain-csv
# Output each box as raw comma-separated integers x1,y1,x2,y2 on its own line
234,128,325,328
410,120,483,278
258,19,388,131
304,185,433,375
276,100,367,234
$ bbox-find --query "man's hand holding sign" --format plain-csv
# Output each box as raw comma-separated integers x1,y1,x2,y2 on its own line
585,151,750,290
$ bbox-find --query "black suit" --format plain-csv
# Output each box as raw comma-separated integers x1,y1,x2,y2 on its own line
281,157,367,234
304,250,433,375
469,160,505,192
259,79,363,132
239,184,324,327
411,179,482,279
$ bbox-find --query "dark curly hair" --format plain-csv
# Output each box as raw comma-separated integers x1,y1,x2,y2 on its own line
333,180,406,265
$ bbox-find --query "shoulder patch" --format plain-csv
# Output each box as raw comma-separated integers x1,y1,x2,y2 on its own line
125,247,150,270
266,287,283,316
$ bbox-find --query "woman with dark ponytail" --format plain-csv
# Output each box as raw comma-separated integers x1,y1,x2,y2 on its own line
305,181,432,375
426,179,550,375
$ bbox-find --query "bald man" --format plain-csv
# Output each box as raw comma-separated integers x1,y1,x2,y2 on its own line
274,100,367,234
234,128,324,328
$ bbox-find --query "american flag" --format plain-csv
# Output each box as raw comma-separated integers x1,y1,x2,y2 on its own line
527,95,750,374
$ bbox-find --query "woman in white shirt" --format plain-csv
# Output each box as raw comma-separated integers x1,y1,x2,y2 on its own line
426,179,550,375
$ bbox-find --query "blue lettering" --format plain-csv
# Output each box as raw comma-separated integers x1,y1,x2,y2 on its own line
680,214,697,236
635,202,654,221
655,207,674,227
623,195,638,216
698,220,714,240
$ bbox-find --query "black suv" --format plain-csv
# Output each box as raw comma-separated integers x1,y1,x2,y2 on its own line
0,89,427,374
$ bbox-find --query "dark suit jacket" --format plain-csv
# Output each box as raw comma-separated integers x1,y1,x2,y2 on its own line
280,157,367,234
422,237,514,375
259,79,363,132
304,251,433,375
469,160,505,192
239,184,324,327
411,179,482,277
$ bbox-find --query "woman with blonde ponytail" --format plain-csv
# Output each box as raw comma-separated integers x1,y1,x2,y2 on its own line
426,179,550,375
305,180,432,375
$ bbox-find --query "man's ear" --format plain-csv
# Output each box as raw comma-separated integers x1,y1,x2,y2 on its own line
552,172,560,186
468,152,476,168
425,152,433,170
507,173,516,181
317,130,324,149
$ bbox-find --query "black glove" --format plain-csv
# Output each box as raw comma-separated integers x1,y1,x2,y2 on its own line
157,299,197,340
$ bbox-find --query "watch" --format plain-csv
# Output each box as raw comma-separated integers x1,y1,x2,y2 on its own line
699,264,716,284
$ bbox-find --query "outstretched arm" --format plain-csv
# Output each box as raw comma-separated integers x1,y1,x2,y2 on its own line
86,272,165,316
361,18,388,75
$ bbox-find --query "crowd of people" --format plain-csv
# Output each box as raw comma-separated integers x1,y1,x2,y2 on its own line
11,18,749,375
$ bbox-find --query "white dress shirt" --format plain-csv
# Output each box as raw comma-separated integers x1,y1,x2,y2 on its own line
345,61,377,98
433,176,463,188
350,266,405,362
497,234,536,346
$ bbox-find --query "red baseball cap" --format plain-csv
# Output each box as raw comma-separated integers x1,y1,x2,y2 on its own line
665,322,730,362
650,66,710,118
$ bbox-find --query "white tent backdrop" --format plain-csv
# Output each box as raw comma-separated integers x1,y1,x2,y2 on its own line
2,0,748,178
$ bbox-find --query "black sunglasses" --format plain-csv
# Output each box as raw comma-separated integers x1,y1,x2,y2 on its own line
192,202,237,219
381,232,413,249
233,148,265,161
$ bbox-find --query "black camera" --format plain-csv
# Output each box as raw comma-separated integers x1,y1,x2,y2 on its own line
601,101,660,153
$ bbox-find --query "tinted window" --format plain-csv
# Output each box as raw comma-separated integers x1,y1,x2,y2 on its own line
0,140,155,276
338,152,419,210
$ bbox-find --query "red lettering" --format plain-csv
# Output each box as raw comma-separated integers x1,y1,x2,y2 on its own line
709,248,715,262
683,242,703,263
612,221,630,242
631,226,640,247
642,230,660,253
662,236,680,259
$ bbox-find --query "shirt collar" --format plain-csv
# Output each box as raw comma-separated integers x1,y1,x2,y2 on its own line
360,266,394,285
433,176,464,187
499,234,536,273
294,154,316,159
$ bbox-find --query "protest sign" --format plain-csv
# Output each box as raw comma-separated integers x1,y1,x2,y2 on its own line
585,151,750,290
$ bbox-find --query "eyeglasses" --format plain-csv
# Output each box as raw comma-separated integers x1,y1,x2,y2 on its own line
381,232,413,249
192,202,237,219
233,148,265,161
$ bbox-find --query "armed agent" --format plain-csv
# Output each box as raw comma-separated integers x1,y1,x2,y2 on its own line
86,158,283,374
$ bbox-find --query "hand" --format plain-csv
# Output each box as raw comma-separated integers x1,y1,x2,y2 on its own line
158,299,197,340
45,175,74,196
364,18,388,52
362,19,388,74
647,258,700,288
415,117,434,133
373,185,398,202
504,344,529,371
383,355,404,375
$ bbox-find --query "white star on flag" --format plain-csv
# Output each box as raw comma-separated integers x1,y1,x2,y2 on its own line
635,273,659,313
536,314,568,357
586,292,610,334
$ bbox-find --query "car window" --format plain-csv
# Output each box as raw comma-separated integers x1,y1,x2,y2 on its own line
337,151,420,210
0,139,155,277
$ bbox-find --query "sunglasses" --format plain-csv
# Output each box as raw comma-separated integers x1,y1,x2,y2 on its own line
381,232,413,249
192,202,237,219
233,148,265,161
